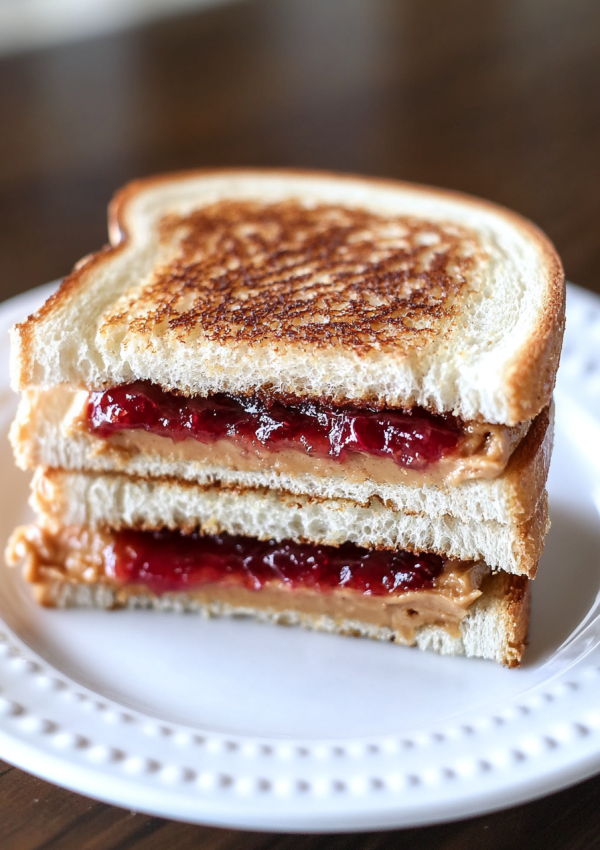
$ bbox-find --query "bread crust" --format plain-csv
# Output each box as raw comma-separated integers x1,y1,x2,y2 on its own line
502,573,531,667
505,264,565,423
12,168,565,424
501,403,553,521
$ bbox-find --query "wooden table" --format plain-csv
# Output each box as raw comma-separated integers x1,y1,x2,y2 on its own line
1,1,600,846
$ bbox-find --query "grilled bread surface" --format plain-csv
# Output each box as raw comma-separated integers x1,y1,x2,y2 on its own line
11,169,565,425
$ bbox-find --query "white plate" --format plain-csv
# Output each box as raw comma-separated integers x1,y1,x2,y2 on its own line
1,283,600,832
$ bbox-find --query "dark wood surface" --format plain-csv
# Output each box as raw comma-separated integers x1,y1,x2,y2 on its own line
1,0,600,846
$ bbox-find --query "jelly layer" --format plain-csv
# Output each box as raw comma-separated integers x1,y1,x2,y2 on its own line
88,383,460,470
111,529,446,597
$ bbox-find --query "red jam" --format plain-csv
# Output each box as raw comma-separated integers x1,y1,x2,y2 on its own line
89,383,460,469
112,530,445,597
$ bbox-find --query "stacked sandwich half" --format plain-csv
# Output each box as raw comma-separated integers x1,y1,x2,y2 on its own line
6,170,565,666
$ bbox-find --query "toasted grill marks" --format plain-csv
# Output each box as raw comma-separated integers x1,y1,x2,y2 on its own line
106,201,481,353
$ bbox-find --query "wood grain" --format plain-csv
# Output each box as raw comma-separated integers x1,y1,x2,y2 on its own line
2,755,600,849
1,0,600,846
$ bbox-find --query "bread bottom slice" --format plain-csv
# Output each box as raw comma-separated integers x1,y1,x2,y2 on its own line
22,570,530,668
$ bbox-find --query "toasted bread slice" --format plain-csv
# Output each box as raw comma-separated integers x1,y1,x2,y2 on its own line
30,467,548,576
10,169,564,425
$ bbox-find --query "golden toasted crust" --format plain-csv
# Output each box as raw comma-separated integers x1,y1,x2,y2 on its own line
506,265,565,423
509,492,548,579
14,168,565,422
502,404,553,521
497,573,530,668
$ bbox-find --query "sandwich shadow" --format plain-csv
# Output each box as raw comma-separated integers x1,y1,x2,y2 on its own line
524,502,600,666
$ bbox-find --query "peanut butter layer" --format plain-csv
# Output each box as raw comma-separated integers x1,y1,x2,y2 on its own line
15,387,529,487
7,524,490,643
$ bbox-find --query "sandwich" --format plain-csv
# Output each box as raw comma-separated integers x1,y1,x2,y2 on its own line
6,169,565,666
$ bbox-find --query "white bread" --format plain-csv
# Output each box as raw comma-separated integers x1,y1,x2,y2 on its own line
25,571,530,668
32,468,548,577
10,169,565,425
12,389,553,528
